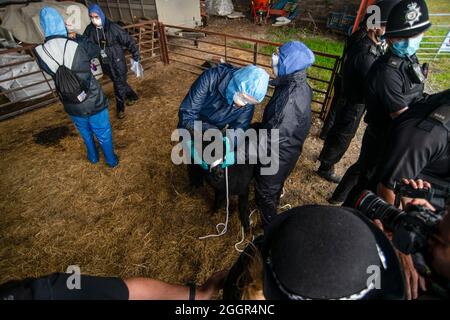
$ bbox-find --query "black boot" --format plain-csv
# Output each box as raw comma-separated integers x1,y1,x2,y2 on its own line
317,163,341,184
116,110,125,119
116,103,125,119
126,89,139,106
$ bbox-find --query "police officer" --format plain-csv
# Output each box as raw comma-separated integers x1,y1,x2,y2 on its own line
375,91,450,211
336,0,433,206
317,0,400,184
223,205,406,300
83,4,141,119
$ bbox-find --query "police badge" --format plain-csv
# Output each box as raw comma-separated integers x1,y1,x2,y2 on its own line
405,2,422,27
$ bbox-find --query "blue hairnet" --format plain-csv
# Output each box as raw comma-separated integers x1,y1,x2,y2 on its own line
88,4,106,26
278,41,315,76
39,7,67,38
225,65,270,105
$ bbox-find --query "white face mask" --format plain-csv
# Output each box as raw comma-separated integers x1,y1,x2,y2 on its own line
233,92,247,107
91,17,102,27
233,92,258,107
272,53,280,77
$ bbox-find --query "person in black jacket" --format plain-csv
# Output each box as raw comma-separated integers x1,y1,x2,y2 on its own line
83,4,140,119
341,0,434,207
34,7,118,168
317,0,399,186
255,41,314,226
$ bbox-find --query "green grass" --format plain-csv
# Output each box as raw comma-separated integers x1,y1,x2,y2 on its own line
420,0,450,92
231,0,449,98
231,26,345,109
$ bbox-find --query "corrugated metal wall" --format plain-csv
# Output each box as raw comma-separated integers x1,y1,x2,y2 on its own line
85,0,157,22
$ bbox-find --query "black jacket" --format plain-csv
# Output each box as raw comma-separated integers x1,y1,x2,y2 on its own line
342,32,382,104
255,70,312,223
34,35,108,117
261,70,312,160
83,19,140,81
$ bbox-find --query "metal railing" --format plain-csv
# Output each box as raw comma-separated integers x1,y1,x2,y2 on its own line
0,20,341,121
163,24,341,118
417,13,450,61
0,20,164,121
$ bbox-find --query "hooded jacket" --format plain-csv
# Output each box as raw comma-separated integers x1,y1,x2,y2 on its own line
33,6,107,117
83,4,140,81
178,64,269,131
255,41,314,223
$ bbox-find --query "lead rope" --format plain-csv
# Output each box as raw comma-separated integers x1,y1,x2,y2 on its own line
198,166,230,240
234,209,257,253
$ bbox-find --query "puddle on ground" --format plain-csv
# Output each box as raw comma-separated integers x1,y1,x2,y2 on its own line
33,125,73,146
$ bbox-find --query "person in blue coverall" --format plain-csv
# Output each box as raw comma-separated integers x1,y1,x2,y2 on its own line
34,7,118,167
255,41,315,226
178,64,269,186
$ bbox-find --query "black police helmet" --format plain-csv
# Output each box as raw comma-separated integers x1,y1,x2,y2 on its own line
385,0,432,38
261,205,406,300
361,0,400,28
378,0,403,24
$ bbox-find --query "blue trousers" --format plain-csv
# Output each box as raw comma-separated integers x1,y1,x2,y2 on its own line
70,108,118,167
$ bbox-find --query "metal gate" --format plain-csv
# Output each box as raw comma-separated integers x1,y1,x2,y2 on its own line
163,24,341,118
417,13,450,61
0,20,163,121
0,20,340,121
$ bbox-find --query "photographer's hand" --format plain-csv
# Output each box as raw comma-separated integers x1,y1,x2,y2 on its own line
374,219,427,299
398,252,427,299
400,179,435,211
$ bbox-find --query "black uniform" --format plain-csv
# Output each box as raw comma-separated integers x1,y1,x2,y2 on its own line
319,29,382,175
335,51,427,205
84,19,140,114
373,90,450,210
319,28,365,140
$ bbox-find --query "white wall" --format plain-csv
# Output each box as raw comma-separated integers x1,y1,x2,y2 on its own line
155,0,201,28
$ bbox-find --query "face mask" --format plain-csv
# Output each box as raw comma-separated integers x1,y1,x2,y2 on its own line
91,17,102,27
272,53,279,77
233,92,257,107
391,34,423,58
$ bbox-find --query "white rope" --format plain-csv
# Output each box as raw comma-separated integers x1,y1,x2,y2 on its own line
234,209,257,252
199,166,230,240
279,203,292,211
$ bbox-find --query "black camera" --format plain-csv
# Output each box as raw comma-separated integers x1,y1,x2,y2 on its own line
354,190,442,255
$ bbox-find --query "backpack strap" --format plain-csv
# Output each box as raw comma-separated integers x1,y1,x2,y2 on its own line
42,39,69,68
62,39,68,67
41,43,60,67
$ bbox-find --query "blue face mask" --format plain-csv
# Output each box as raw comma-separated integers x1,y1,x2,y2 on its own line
391,34,423,58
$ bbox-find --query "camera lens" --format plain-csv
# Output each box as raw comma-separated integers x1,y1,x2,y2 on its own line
355,191,404,231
